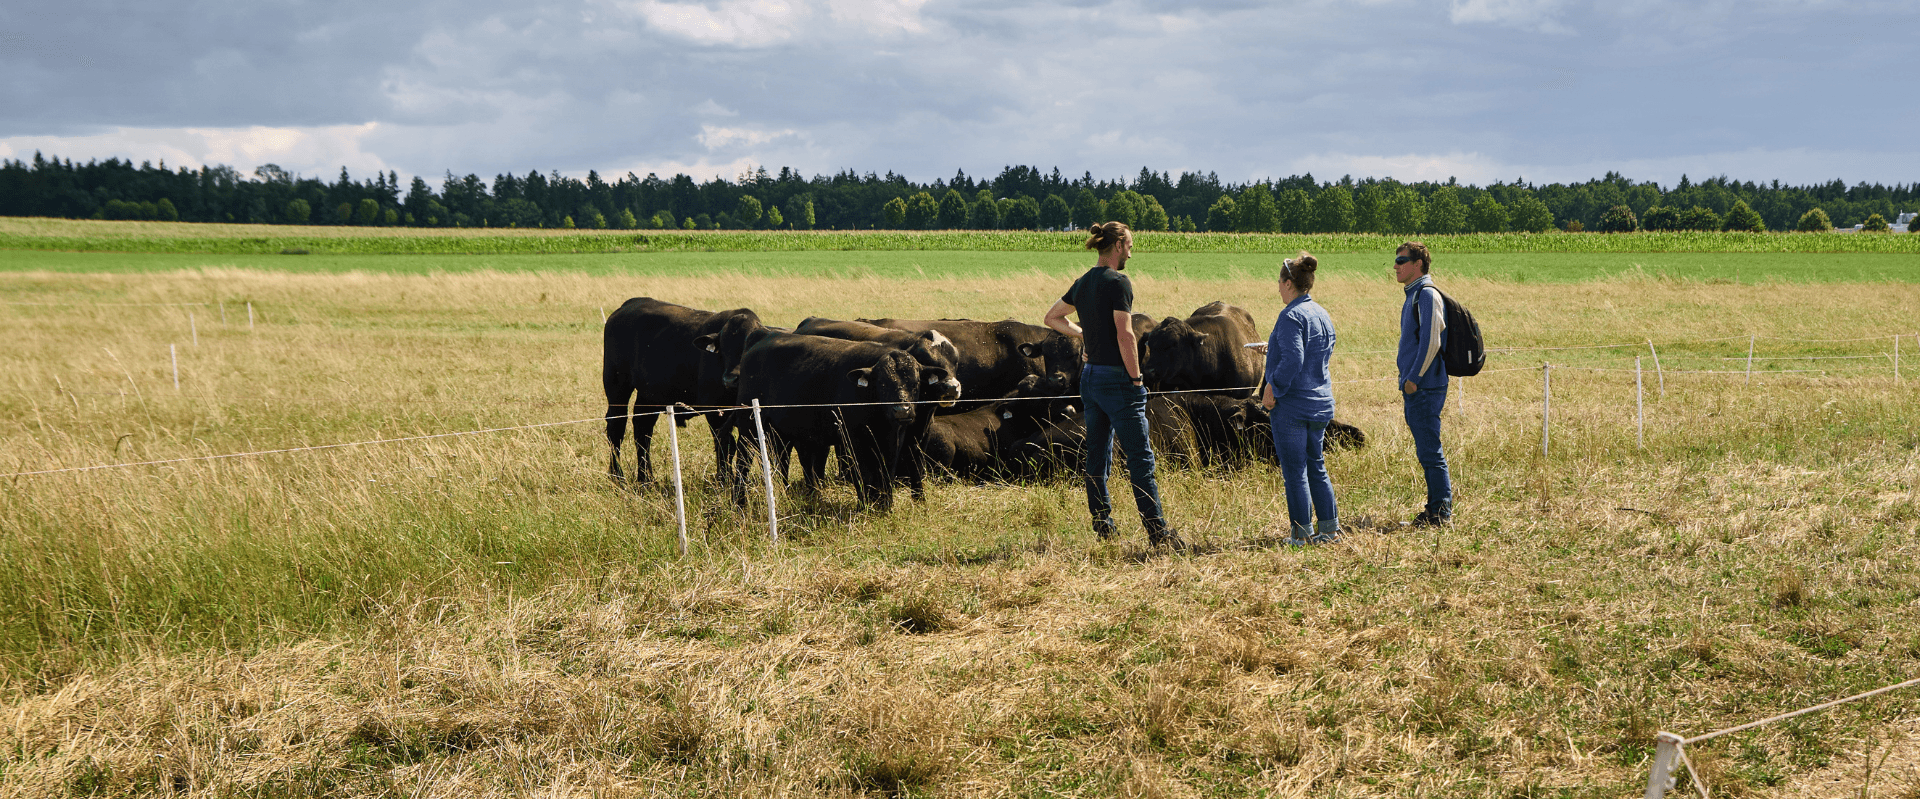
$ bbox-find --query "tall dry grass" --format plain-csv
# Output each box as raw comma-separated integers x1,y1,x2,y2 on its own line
2,265,1918,797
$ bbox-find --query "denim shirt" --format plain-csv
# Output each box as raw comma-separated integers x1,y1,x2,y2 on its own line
1398,275,1449,390
1264,293,1336,423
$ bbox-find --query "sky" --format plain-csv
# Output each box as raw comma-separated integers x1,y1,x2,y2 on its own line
1,0,1914,190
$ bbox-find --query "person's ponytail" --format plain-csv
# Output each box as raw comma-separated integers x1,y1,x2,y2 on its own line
1085,221,1130,253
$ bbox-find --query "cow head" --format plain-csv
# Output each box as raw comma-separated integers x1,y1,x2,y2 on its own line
701,311,768,389
1016,331,1083,395
848,350,923,424
903,330,963,406
1140,316,1209,391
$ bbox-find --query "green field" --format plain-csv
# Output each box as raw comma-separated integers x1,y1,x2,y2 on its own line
2,226,1919,797
5,216,1920,258
5,247,1920,284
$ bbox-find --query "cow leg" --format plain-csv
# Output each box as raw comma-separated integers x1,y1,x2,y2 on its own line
706,410,746,503
628,409,659,484
796,441,830,496
605,401,630,482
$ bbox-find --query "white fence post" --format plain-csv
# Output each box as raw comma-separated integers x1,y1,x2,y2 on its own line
1636,356,1644,450
752,398,779,544
1647,339,1664,398
1745,334,1755,385
247,302,255,331
1643,732,1685,798
666,406,688,556
170,344,179,391
190,312,197,346
600,307,607,324
1541,362,1551,458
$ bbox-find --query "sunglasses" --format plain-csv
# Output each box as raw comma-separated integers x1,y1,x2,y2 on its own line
1394,255,1413,265
1281,259,1294,281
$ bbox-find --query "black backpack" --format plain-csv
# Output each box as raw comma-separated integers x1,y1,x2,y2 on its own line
1430,287,1486,377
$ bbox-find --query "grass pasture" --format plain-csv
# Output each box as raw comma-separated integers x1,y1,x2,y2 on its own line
1,242,1919,797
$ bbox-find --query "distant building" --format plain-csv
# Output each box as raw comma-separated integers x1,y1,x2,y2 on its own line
1836,211,1916,233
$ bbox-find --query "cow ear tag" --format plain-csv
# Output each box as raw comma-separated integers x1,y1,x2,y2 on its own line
1001,411,1013,419
706,344,718,353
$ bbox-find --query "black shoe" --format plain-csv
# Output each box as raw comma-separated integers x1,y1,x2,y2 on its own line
1149,526,1190,552
1093,518,1116,540
1410,509,1453,528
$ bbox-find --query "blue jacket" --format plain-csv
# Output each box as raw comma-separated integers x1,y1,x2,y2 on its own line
1265,294,1336,423
1398,275,1448,390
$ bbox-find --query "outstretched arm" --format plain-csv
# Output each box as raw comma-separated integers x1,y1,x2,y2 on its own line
1043,300,1082,339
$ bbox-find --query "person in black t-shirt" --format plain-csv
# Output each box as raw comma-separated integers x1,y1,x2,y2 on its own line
1042,222,1184,550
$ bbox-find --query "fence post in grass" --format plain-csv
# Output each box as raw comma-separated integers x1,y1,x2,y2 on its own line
1745,334,1756,385
170,344,179,391
1647,339,1664,398
1636,356,1644,450
751,398,779,544
666,406,688,556
248,302,255,331
1643,732,1684,799
1542,362,1551,458
600,307,607,324
190,312,197,346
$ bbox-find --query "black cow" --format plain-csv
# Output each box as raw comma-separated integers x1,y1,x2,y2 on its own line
687,308,783,499
915,376,1078,480
602,298,719,483
1146,393,1260,468
793,318,966,402
1227,401,1370,462
861,318,1083,408
1140,301,1264,398
736,332,955,509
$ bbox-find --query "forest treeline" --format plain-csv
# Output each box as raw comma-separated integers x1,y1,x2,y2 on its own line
1,152,1915,235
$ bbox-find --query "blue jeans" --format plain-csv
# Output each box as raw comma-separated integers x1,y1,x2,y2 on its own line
1402,386,1453,516
1272,416,1339,538
1080,365,1166,532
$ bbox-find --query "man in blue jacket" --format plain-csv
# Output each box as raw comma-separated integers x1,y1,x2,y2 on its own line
1394,241,1451,526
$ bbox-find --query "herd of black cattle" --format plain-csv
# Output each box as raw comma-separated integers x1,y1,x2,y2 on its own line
603,297,1365,509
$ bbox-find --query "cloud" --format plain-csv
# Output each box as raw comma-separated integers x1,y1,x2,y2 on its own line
628,0,803,46
1448,0,1571,33
0,124,394,180
1,0,1915,189
697,124,799,150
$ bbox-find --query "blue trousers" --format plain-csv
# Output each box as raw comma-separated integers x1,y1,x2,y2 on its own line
1402,386,1453,515
1080,365,1165,531
1272,416,1339,537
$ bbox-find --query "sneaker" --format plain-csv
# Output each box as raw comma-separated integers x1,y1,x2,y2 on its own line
1309,528,1343,545
1093,518,1116,540
1410,509,1453,528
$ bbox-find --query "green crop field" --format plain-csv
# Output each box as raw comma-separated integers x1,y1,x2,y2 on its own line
2,224,1919,797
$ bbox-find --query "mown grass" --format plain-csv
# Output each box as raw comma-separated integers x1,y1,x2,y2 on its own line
1,266,1918,796
6,216,1920,256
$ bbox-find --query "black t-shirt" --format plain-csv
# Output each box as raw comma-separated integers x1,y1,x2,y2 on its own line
1062,266,1134,368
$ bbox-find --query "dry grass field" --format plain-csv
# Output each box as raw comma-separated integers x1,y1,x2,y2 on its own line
2,258,1918,797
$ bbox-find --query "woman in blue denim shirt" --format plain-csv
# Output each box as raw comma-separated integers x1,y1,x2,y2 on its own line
1255,252,1340,544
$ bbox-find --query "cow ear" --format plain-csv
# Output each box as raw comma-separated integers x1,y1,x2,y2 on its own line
1193,331,1209,342
1016,342,1040,358
693,334,718,353
848,368,871,388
